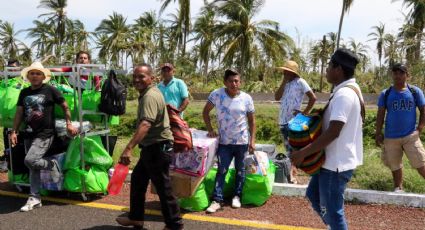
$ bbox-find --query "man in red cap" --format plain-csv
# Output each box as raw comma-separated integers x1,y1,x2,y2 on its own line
158,63,189,117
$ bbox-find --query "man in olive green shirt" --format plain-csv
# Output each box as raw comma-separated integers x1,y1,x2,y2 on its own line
116,64,183,230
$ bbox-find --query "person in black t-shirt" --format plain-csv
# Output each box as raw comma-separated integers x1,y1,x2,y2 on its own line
9,62,77,212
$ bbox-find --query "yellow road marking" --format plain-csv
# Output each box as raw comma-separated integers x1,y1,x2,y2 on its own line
0,190,320,230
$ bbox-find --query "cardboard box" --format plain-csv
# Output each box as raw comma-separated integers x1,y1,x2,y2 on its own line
151,171,205,198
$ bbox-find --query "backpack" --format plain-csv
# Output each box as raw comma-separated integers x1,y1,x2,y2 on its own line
384,84,418,109
98,70,127,115
167,104,193,152
273,153,292,183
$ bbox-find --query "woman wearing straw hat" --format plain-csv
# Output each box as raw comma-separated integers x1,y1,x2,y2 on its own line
9,61,78,212
274,60,316,183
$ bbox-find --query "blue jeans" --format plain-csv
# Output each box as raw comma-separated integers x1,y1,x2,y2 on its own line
280,124,292,154
212,144,248,202
306,168,354,230
24,137,54,198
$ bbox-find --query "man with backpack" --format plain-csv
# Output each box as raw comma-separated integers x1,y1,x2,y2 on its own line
375,63,425,193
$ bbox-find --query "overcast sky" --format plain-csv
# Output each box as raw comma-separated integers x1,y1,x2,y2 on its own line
1,0,409,63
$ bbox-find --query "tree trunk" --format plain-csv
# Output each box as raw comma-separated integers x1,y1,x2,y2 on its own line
319,61,325,92
415,32,422,62
203,60,209,85
336,1,346,49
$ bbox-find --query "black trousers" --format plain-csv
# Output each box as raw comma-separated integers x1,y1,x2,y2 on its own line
129,141,183,229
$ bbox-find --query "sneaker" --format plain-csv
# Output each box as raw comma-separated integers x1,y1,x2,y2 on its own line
20,197,42,212
231,196,241,208
393,187,404,193
50,159,61,183
206,201,222,213
115,216,143,228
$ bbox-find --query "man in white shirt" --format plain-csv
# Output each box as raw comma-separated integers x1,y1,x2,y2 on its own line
291,48,364,230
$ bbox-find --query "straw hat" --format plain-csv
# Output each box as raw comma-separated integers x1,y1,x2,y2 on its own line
21,61,51,83
276,60,300,77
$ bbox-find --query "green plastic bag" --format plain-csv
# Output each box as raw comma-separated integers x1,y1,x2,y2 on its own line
0,82,6,126
109,115,120,125
80,74,102,122
63,136,113,170
178,183,210,211
54,92,75,119
241,162,276,206
51,74,76,119
204,167,236,199
63,166,109,193
8,171,29,184
204,162,275,206
1,79,25,127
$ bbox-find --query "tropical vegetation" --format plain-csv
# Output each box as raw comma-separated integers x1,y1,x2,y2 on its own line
1,0,425,93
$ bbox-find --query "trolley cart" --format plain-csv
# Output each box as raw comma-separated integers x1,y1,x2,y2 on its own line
73,64,110,201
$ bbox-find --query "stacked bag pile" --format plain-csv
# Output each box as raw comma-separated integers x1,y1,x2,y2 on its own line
63,136,113,193
178,151,275,211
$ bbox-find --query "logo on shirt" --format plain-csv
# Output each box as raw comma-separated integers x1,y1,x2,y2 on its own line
391,99,414,111
24,94,46,128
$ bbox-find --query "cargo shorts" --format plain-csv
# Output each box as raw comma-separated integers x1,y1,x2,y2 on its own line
382,131,425,171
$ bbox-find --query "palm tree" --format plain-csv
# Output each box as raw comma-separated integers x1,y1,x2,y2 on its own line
311,34,334,92
70,20,91,51
0,21,23,60
368,22,386,78
396,0,425,62
95,12,130,67
61,19,91,62
210,0,293,78
26,19,57,60
94,33,110,65
347,38,370,72
133,11,160,65
308,44,321,73
397,21,417,64
38,0,69,61
160,0,191,58
163,11,182,62
193,3,217,81
19,44,33,65
384,34,402,67
336,0,354,48
326,32,338,55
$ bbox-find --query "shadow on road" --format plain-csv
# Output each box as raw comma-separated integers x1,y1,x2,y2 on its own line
81,225,143,230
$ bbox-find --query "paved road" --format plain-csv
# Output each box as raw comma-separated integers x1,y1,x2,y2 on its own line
0,195,307,230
